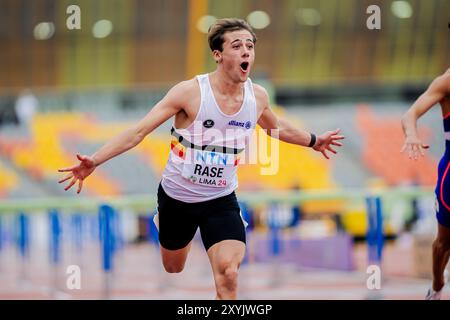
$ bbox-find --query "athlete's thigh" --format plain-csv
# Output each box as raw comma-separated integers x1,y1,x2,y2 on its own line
198,192,246,252
160,241,193,267
156,183,199,251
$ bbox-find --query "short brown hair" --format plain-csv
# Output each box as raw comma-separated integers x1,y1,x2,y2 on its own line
208,18,257,52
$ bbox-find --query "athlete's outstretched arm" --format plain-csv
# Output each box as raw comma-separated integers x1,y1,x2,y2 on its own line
401,72,450,160
255,84,344,159
58,80,193,193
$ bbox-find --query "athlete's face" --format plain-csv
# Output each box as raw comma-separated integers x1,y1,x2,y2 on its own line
214,30,255,83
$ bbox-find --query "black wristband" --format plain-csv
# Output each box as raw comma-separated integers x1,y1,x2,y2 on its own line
308,133,316,147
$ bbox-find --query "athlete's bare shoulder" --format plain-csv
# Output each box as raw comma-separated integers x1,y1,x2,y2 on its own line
443,69,450,94
435,69,450,94
252,83,269,98
423,70,450,99
169,78,199,99
165,78,201,111
433,70,450,112
252,83,270,114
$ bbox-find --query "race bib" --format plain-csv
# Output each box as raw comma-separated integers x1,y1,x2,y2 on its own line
181,148,240,188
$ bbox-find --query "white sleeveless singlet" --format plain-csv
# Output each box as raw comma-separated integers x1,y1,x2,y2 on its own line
160,74,257,203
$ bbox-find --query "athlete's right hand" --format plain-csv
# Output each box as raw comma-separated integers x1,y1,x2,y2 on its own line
401,136,429,160
58,154,96,193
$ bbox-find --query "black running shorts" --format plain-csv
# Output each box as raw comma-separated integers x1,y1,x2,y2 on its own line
156,183,246,251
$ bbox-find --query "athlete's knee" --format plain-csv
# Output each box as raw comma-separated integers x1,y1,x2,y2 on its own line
433,237,450,252
163,264,184,273
223,267,238,288
163,261,185,273
217,261,239,292
160,244,191,273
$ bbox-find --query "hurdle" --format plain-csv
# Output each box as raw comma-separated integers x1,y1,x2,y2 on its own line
266,202,293,287
0,185,433,299
366,196,384,266
365,195,384,300
148,211,159,246
99,204,115,299
69,212,85,269
16,212,30,285
48,209,62,293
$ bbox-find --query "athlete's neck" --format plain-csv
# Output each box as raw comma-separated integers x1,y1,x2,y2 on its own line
209,70,245,98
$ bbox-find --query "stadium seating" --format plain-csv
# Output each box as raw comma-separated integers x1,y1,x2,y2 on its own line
357,104,437,186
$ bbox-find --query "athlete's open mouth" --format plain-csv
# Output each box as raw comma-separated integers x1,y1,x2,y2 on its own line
240,62,249,72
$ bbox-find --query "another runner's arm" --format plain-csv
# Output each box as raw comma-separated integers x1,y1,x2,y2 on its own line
91,80,193,167
401,72,450,140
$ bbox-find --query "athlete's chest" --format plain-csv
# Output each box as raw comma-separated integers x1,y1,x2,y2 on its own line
214,94,244,115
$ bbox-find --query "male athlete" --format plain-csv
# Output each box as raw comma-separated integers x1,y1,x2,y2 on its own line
58,18,344,299
401,68,450,300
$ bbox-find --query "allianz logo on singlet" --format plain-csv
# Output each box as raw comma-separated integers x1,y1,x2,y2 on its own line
195,150,234,165
228,120,252,129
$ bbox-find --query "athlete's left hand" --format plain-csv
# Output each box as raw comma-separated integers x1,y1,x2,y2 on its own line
313,128,345,159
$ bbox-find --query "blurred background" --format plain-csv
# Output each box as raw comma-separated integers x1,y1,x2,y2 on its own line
0,0,449,299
